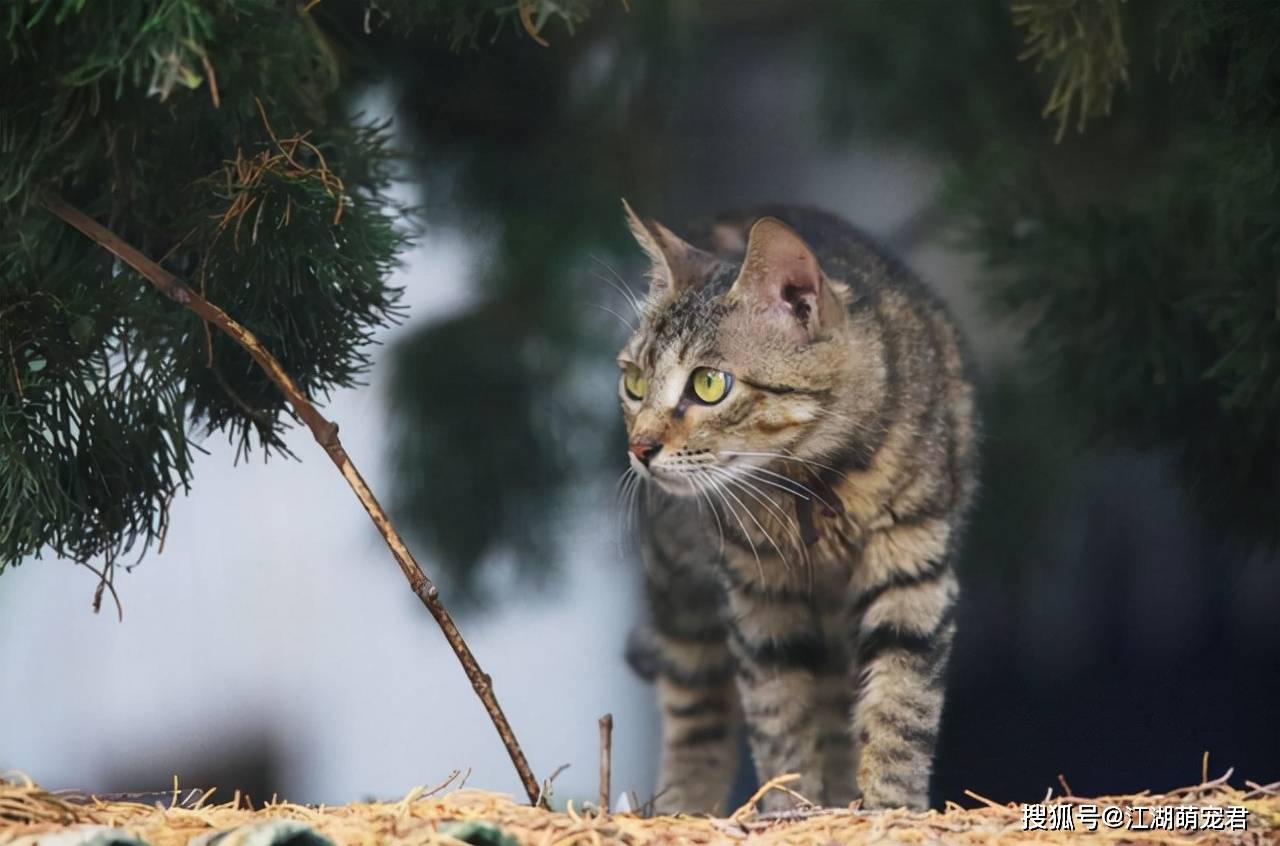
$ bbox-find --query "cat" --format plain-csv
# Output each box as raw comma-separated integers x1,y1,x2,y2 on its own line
616,201,977,813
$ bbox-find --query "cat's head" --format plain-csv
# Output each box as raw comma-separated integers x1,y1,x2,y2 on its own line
616,201,857,496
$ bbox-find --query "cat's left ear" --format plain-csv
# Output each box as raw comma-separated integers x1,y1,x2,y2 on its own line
730,217,845,343
622,199,719,303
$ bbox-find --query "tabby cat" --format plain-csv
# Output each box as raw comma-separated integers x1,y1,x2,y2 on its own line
616,202,977,813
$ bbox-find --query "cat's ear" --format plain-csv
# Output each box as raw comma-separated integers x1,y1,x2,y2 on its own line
730,217,843,342
622,199,718,303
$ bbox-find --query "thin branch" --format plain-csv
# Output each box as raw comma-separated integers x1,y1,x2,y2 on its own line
597,713,612,814
538,763,571,807
43,194,544,807
1166,766,1234,798
517,0,550,47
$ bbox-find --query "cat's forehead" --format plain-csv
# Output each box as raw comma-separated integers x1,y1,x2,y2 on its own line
639,265,739,364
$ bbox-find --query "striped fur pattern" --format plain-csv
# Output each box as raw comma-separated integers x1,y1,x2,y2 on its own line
617,204,977,813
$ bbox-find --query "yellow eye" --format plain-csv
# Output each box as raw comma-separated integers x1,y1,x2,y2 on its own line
622,364,648,400
690,367,732,404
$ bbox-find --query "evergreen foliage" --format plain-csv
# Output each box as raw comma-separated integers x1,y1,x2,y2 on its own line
0,0,613,590
4,0,1274,604
1014,0,1129,141
821,0,1279,544
368,0,603,49
371,2,672,601
0,0,410,574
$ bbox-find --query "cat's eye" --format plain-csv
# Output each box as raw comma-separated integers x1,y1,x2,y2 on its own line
690,367,732,404
622,364,649,400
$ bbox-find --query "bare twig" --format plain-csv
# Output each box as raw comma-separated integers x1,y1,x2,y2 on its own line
43,194,544,807
537,764,571,808
730,774,806,821
962,789,1009,810
639,786,669,820
752,806,860,825
1167,766,1234,798
83,556,123,621
419,769,464,800
1243,780,1280,799
517,0,550,46
198,51,220,109
598,713,613,814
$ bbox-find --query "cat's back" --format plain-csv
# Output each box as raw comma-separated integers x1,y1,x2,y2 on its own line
695,205,926,300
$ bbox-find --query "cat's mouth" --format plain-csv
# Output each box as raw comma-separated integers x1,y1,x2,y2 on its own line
630,450,726,497
629,456,699,496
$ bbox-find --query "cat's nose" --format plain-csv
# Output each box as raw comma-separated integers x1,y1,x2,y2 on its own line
629,440,663,466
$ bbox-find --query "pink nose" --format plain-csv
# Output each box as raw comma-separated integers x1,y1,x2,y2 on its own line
629,440,662,466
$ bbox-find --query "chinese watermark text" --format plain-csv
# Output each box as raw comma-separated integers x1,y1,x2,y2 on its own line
1020,803,1248,832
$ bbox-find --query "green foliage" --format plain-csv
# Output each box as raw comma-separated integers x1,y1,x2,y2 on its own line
815,1,1043,153
962,371,1084,581
175,119,407,460
1013,0,1130,141
8,0,1272,606
356,0,603,50
386,310,572,601
1,216,192,569
823,0,1278,544
1,1,408,574
366,0,677,603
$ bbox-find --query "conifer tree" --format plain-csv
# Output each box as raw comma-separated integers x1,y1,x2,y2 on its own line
2,0,607,804
820,0,1279,544
0,0,602,587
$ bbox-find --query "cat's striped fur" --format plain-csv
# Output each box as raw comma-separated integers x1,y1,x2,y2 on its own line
617,204,977,813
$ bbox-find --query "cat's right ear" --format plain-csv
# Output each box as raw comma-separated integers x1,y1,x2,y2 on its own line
730,217,846,343
622,199,717,304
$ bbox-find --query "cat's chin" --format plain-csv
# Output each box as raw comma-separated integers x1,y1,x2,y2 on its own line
648,473,701,498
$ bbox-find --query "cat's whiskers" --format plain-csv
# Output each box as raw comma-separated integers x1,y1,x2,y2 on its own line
694,467,764,582
716,460,793,527
685,471,726,557
714,466,791,526
593,303,636,333
725,456,838,505
701,468,777,579
589,256,644,319
742,473,810,572
614,471,630,560
722,449,855,486
615,464,639,496
730,467,821,569
724,479,788,575
709,466,803,569
735,471,810,545
614,467,640,560
733,464,841,515
628,472,644,535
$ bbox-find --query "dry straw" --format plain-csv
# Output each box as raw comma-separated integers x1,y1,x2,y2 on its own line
2,770,1277,846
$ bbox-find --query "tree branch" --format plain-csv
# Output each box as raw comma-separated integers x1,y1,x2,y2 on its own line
43,194,544,807
597,713,612,814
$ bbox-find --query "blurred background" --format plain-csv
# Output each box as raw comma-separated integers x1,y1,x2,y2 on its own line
2,0,1278,809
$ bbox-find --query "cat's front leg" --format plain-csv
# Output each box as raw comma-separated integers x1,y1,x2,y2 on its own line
724,560,830,811
849,517,958,810
652,666,740,815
